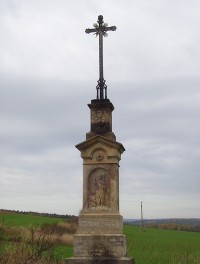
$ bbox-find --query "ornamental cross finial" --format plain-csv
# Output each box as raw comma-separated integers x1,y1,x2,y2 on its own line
85,15,116,100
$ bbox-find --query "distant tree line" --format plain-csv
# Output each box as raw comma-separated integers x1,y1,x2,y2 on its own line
0,209,78,221
125,218,200,233
145,223,200,232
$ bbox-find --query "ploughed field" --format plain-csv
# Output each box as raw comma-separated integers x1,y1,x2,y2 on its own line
0,212,200,264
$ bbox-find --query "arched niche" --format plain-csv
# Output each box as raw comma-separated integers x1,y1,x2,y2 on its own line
87,168,111,208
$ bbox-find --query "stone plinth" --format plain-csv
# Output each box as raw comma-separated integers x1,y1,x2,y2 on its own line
65,257,134,264
73,234,127,257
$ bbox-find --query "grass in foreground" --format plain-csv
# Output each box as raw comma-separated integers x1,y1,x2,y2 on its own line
124,225,200,264
1,212,200,263
0,213,75,263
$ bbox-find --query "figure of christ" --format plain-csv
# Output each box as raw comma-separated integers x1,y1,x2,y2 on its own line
94,173,106,207
95,182,105,207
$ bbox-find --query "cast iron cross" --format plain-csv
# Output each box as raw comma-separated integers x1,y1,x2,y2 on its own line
85,15,116,100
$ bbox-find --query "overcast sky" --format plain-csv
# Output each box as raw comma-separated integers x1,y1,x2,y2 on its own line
1,0,200,219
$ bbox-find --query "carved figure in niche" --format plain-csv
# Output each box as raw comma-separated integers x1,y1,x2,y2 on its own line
94,173,105,206
88,193,96,207
88,169,109,208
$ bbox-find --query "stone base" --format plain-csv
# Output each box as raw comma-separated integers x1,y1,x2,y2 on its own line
65,256,134,264
73,234,127,258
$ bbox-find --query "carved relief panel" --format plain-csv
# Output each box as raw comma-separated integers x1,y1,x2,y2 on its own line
91,109,111,134
88,168,111,208
91,109,110,123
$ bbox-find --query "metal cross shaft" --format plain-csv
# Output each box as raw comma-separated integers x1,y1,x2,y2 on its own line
85,15,116,100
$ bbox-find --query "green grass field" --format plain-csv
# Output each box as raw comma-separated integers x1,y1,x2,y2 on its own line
124,224,200,264
0,212,63,227
0,212,200,263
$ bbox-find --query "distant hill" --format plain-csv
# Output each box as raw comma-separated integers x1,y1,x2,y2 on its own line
124,218,200,232
0,209,200,227
0,209,77,220
124,218,200,226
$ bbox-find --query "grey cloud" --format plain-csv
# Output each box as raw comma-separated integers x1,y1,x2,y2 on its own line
0,0,200,218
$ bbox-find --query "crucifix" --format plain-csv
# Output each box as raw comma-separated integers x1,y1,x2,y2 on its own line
85,15,116,100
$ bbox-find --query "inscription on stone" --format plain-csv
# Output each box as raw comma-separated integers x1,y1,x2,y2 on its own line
78,216,123,234
80,220,121,229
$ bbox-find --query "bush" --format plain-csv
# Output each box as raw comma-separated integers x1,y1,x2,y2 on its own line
40,222,77,236
0,224,74,263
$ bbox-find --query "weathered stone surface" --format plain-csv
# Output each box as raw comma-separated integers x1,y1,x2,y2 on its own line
86,131,116,141
65,256,134,264
76,135,125,164
67,134,132,263
82,163,121,212
73,234,127,258
77,214,123,234
87,99,114,137
65,75,133,262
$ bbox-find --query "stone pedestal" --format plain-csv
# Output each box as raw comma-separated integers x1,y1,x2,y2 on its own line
65,257,134,264
65,99,133,263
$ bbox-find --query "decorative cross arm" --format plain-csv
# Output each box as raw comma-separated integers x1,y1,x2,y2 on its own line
85,15,116,100
85,26,116,34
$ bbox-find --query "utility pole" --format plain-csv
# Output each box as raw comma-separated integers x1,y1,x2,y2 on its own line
141,201,144,231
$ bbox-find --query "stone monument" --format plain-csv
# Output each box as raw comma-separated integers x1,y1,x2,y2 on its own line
65,15,133,264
